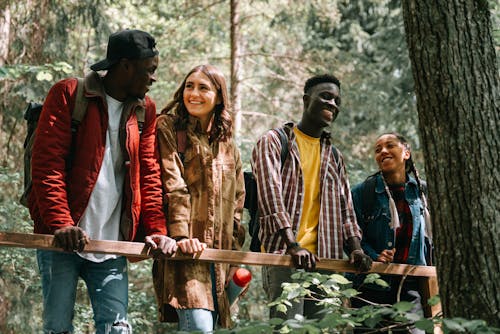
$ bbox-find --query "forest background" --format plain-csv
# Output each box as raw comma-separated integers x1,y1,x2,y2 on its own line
0,0,498,333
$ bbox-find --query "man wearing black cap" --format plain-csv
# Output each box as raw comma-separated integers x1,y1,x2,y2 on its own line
29,29,175,334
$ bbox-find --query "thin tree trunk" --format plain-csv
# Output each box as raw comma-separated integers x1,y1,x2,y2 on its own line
402,0,499,326
230,0,242,136
0,5,10,66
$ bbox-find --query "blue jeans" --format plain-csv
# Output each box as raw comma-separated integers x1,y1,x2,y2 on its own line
176,308,214,333
175,264,218,333
37,250,131,334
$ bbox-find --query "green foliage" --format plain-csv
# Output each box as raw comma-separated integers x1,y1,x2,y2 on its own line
231,271,500,334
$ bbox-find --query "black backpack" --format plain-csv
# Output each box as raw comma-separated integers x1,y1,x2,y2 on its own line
19,78,88,207
244,127,289,252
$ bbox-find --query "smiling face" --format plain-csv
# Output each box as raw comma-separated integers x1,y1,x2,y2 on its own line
374,134,411,175
183,71,220,127
302,82,341,132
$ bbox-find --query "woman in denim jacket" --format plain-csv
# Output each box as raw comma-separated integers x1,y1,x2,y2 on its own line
350,132,432,333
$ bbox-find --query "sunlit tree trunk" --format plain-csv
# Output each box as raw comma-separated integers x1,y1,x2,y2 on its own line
402,0,499,326
0,5,10,66
230,0,242,136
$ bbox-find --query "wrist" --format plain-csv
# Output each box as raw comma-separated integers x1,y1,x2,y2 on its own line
286,241,300,251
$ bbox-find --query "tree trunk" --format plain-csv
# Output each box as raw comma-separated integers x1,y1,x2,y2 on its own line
0,5,10,66
402,0,499,326
230,0,242,136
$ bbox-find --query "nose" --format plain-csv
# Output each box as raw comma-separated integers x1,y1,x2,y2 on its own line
326,98,338,110
190,87,200,96
380,146,389,155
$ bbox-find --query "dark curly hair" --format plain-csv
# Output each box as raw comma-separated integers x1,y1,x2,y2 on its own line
303,74,341,95
161,64,233,142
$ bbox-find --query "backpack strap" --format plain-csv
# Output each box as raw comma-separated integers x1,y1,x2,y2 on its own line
135,108,145,134
66,77,88,170
331,144,339,163
360,174,378,224
274,127,289,169
71,77,88,129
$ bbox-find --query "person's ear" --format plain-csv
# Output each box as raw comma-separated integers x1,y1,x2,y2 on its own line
118,58,135,72
403,148,411,160
303,94,310,108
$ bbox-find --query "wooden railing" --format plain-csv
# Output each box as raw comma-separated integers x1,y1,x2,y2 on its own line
0,232,441,319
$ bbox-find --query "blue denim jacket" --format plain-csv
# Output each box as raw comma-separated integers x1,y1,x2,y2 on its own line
351,173,428,266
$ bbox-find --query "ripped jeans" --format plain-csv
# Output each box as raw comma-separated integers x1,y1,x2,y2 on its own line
37,250,131,334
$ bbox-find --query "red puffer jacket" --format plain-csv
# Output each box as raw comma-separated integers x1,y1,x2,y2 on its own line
28,71,167,241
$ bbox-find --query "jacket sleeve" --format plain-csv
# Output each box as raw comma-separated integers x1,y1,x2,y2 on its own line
31,79,78,231
156,115,190,239
351,183,378,260
232,143,246,250
251,130,292,243
138,101,167,236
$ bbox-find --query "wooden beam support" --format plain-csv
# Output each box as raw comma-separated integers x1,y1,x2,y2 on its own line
0,232,436,277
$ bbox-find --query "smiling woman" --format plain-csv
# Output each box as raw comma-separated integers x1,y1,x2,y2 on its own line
153,64,245,333
350,132,432,333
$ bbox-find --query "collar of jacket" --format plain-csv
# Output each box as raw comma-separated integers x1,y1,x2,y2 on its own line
283,121,332,143
375,173,419,194
187,115,205,134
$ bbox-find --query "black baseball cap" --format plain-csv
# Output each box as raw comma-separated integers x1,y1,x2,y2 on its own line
90,29,159,71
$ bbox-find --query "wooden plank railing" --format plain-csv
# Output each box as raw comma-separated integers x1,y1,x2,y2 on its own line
0,231,441,320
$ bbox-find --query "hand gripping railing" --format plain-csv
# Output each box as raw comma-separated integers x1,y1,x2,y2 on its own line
0,232,441,321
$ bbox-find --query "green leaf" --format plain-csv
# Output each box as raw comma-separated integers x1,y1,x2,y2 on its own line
415,318,435,333
287,288,300,300
276,304,288,314
442,319,466,332
330,274,350,284
374,278,390,287
269,317,284,326
363,273,381,284
341,288,360,298
428,295,440,306
393,301,415,313
405,312,422,322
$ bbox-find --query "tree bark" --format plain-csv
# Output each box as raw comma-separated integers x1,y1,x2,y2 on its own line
230,0,242,136
402,0,499,326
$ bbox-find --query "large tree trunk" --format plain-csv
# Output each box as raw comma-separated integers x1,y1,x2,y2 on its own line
230,0,242,136
402,1,499,326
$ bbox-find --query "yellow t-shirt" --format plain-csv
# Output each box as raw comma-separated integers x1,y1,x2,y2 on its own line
293,126,320,254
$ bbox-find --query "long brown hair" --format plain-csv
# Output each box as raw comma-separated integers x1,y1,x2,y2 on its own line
161,64,233,142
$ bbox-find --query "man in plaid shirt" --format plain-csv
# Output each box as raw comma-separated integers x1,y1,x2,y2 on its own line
251,74,372,320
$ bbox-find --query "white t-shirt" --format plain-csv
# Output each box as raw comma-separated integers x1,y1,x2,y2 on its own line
78,94,126,262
